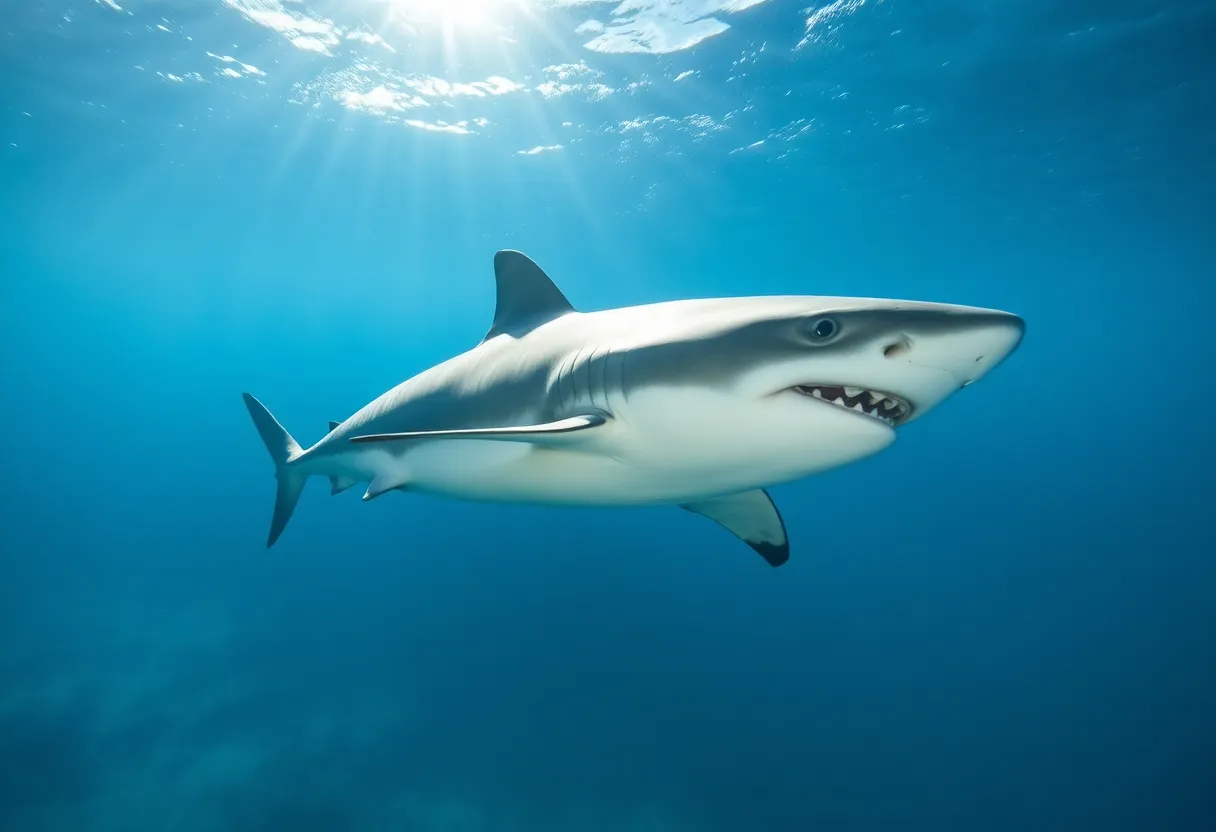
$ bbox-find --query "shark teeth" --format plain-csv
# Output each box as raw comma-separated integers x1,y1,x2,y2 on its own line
792,385,910,426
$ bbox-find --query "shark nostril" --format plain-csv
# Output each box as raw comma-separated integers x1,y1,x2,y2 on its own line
883,342,907,358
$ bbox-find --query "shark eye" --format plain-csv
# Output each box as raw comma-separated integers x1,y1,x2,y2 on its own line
807,316,838,341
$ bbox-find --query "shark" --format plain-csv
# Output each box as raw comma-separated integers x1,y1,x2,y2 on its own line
243,249,1024,567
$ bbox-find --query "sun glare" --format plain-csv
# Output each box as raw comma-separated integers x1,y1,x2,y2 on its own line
388,0,513,35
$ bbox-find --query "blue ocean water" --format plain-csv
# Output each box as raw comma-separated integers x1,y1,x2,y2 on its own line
2,0,1214,829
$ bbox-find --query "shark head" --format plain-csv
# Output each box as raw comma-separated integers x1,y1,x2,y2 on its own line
725,296,1025,425
615,294,1025,487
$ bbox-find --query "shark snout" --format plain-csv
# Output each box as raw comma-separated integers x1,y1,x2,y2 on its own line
895,309,1025,388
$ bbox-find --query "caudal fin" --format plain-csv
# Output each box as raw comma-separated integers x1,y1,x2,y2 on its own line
242,392,307,547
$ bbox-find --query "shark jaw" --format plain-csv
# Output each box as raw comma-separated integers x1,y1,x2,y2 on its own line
790,384,911,427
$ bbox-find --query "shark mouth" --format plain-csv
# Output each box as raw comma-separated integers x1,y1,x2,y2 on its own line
793,385,910,427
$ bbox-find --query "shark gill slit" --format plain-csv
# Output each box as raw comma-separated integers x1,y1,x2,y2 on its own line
577,345,593,412
557,350,577,413
564,348,583,413
590,345,605,413
577,346,594,412
588,345,606,413
552,352,566,413
579,346,595,413
620,348,633,405
572,348,588,412
581,340,600,413
584,346,600,412
605,348,624,415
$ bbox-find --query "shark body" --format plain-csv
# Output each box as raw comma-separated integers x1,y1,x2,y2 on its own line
243,250,1024,566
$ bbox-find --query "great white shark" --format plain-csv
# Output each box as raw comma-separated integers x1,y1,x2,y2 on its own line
243,250,1024,566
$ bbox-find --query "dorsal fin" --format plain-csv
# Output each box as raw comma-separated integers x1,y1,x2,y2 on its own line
482,250,575,342
328,421,340,433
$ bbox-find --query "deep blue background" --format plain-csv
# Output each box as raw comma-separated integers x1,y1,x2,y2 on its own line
2,0,1214,829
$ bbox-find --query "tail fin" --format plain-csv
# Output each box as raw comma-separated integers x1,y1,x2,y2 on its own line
242,393,307,547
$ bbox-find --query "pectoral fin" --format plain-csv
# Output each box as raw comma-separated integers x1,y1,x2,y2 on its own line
680,489,789,567
363,472,410,502
348,414,606,445
329,475,357,495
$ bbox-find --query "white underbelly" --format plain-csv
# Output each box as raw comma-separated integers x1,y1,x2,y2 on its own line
406,441,733,505
346,438,766,506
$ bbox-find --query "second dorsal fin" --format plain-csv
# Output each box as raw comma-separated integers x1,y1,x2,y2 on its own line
482,250,575,343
